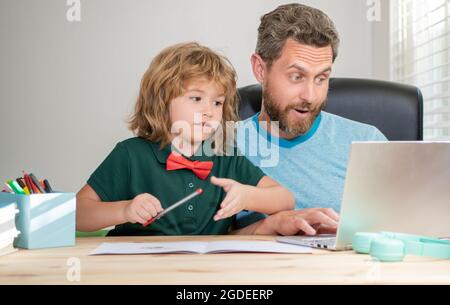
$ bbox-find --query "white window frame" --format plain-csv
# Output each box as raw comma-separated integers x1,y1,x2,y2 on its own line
390,0,450,140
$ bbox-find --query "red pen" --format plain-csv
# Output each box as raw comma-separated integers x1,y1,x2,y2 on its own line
22,171,35,194
143,188,203,227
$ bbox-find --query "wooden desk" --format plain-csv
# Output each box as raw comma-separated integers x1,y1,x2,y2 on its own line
1,235,449,284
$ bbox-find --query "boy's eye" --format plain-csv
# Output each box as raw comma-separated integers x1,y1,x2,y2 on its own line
190,97,202,102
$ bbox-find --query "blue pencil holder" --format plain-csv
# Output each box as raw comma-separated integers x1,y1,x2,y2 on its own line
0,192,76,249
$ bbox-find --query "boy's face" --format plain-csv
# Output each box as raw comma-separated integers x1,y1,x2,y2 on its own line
253,38,333,138
169,78,224,145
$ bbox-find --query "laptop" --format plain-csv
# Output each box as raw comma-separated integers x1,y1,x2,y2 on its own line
277,142,450,251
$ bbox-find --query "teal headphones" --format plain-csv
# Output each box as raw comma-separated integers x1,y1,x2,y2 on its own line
352,232,450,262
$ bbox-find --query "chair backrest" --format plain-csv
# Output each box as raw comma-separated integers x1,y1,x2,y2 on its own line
238,78,423,141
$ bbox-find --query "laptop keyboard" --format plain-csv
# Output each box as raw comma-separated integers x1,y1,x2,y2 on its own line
298,237,337,249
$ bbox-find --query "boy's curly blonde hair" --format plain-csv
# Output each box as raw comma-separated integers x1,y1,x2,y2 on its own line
128,42,239,151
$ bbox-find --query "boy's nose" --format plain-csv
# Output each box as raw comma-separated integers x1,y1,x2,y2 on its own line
202,102,214,117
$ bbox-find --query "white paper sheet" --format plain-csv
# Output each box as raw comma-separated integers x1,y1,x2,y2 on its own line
89,240,311,255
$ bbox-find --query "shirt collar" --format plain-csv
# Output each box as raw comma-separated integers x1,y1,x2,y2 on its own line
149,142,171,164
252,111,323,148
149,140,215,164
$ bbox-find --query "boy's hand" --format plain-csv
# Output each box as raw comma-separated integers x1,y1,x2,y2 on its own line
211,176,254,221
123,193,163,225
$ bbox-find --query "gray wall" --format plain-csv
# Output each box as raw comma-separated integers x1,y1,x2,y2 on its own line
0,0,390,192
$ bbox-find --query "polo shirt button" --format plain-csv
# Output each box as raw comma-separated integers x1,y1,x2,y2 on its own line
188,205,194,211
188,183,194,188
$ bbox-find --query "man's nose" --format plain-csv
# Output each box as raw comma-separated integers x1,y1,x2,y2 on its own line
299,80,316,103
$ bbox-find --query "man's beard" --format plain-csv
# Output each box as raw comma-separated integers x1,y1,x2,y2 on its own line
263,85,326,137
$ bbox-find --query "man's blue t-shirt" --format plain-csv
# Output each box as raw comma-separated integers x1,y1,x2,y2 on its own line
235,111,387,227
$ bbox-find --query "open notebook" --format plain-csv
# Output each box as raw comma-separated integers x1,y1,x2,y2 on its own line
90,240,311,255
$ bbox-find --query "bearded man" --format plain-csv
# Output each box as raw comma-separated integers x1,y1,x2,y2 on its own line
234,3,387,235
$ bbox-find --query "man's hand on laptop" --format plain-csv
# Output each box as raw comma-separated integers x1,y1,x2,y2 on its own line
255,209,339,236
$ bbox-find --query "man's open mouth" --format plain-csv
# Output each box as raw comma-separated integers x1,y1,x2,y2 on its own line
294,108,309,114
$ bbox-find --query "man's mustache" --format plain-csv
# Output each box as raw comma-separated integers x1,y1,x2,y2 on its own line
284,102,316,112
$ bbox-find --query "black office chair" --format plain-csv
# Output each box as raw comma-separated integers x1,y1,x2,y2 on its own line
238,78,424,141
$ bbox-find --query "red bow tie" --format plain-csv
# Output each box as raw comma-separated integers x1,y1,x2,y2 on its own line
166,152,213,180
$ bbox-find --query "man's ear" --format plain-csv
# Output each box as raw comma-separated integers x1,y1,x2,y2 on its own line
251,53,267,84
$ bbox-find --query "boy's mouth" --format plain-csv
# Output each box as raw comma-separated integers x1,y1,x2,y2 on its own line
194,121,217,127
194,122,208,127
193,122,217,132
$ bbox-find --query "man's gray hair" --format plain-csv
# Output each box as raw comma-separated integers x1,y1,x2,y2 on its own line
256,3,340,67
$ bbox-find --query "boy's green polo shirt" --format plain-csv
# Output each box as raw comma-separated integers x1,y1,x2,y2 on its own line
87,137,265,236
